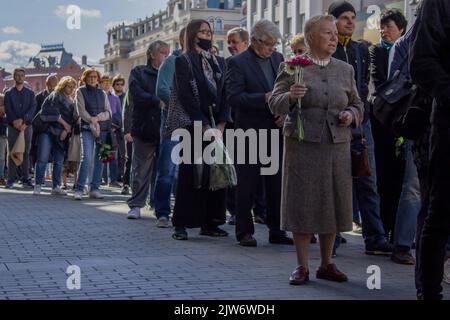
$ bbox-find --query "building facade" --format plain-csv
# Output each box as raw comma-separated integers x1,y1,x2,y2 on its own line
3,43,88,94
247,0,421,55
101,0,243,83
0,68,11,93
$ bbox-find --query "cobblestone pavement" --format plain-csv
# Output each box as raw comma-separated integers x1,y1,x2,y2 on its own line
0,186,449,300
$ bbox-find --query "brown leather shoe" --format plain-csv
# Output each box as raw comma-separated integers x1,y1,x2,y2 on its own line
316,264,348,282
289,266,310,285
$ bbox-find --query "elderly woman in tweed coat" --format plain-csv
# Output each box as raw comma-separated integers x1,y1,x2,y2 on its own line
269,15,363,285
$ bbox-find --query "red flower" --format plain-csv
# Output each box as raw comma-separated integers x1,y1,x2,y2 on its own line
286,56,314,67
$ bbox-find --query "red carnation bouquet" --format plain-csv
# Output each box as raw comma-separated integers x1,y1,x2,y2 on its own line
284,55,314,141
97,139,115,164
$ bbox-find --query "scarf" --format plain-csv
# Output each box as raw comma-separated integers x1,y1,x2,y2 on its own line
338,34,352,47
380,38,394,51
200,50,222,99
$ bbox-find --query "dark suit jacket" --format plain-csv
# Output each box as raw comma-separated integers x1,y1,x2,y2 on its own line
226,47,284,130
4,86,36,126
174,52,230,127
129,64,161,143
369,44,390,95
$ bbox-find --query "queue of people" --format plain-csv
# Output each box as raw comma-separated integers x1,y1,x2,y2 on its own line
1,0,449,300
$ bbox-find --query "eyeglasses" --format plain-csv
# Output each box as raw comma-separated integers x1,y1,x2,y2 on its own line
198,29,213,36
294,49,306,55
257,39,279,49
114,83,125,87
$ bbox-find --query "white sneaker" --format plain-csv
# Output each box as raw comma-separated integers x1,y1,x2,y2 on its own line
89,190,104,199
33,185,41,195
127,207,141,220
156,217,170,228
73,191,83,200
52,186,67,196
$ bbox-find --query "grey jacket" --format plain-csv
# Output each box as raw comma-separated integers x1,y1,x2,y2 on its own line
269,58,363,143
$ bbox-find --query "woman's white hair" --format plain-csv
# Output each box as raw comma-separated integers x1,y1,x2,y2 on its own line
251,19,282,42
304,15,336,47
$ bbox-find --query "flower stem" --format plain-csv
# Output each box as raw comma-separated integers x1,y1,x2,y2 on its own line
297,68,304,141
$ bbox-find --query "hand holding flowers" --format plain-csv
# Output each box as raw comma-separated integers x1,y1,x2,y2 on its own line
284,55,314,141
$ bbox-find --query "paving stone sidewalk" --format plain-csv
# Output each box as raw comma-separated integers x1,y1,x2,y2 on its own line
0,186,449,300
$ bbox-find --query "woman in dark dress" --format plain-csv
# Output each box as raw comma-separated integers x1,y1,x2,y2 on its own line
369,9,407,243
171,19,231,240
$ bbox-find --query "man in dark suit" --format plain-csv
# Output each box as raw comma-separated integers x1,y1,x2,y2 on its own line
226,27,267,227
226,19,293,247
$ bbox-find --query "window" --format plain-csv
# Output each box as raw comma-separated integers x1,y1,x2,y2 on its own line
215,17,223,30
208,16,215,30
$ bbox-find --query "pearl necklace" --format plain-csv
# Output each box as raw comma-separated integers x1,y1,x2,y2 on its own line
307,54,331,67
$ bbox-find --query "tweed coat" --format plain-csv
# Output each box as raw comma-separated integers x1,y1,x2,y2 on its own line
268,57,364,233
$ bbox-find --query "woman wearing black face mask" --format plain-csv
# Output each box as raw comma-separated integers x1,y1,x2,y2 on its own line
171,19,231,240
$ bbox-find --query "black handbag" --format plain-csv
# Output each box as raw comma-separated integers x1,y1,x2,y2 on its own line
372,60,430,140
31,112,49,134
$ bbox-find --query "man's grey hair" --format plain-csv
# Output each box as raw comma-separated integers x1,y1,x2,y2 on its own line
250,19,282,43
304,15,335,47
146,40,169,62
227,27,250,43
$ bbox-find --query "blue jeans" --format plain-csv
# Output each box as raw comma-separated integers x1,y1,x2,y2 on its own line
35,133,65,188
394,140,421,249
353,121,387,246
153,108,178,218
76,130,108,192
153,138,178,218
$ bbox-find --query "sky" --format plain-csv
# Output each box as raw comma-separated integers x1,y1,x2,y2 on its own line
0,0,168,72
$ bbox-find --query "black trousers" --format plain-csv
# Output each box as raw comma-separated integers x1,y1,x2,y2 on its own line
412,125,431,296
227,176,267,218
123,141,133,186
418,124,450,300
371,116,405,242
235,132,284,241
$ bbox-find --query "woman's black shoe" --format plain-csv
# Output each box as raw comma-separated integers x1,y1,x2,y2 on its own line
200,227,229,237
172,228,188,240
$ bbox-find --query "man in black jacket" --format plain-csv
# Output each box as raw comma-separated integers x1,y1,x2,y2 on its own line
329,1,392,257
4,68,36,189
126,40,169,220
227,19,292,247
410,0,450,300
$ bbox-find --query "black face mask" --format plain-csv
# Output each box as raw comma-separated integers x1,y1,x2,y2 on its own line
197,38,212,51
